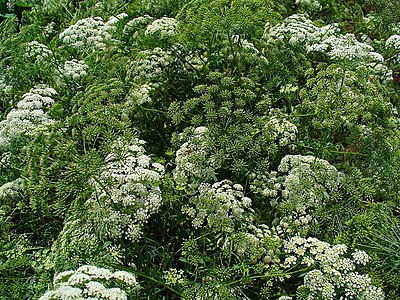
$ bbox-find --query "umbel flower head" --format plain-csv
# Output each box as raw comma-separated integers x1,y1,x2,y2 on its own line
87,138,165,241
60,59,89,81
0,85,57,151
39,265,139,300
282,237,384,300
59,14,127,53
182,179,254,233
145,17,178,38
174,126,217,186
24,41,52,63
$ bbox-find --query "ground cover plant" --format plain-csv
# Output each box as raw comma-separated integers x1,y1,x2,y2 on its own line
0,0,399,299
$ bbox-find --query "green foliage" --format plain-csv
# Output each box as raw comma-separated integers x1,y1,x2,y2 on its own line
295,63,395,161
177,0,284,49
1,0,400,298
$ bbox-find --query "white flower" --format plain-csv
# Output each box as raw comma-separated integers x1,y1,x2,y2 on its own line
112,271,138,286
85,281,107,296
53,270,75,285
67,273,91,285
145,17,178,38
100,287,127,300
0,86,56,151
59,15,124,52
124,15,153,35
308,33,384,62
174,126,216,185
128,84,153,105
87,139,164,242
24,41,52,63
386,34,400,49
61,59,89,81
266,116,298,146
0,178,24,200
77,265,112,280
55,285,82,298
352,249,371,266
184,179,254,232
263,14,339,46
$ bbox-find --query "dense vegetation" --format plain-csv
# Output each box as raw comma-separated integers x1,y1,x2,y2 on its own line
0,0,399,299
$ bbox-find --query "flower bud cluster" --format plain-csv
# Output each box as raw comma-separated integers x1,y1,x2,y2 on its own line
61,59,89,81
163,268,186,286
282,236,383,299
59,14,127,52
174,127,216,186
39,265,139,300
87,138,165,241
182,179,254,233
145,17,178,38
24,41,52,63
0,86,57,150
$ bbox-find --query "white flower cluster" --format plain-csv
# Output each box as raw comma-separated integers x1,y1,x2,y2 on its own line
39,265,139,300
386,34,400,65
295,0,322,11
386,34,400,49
127,84,153,105
366,63,393,84
252,155,342,207
43,22,58,38
0,77,12,93
61,59,89,81
0,86,57,150
182,179,254,233
47,218,125,271
282,236,384,299
174,127,216,186
123,15,153,35
250,155,343,236
308,33,384,62
0,178,24,200
88,138,165,241
59,14,127,52
266,116,298,146
127,47,172,85
24,41,52,63
145,17,178,38
277,155,343,209
263,14,339,46
233,224,282,264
